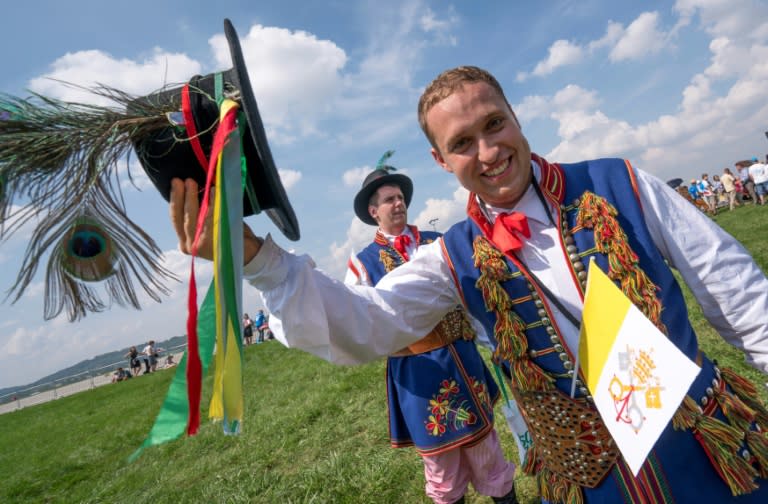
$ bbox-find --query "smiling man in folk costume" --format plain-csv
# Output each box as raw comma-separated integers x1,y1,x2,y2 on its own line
345,151,516,504
172,65,768,503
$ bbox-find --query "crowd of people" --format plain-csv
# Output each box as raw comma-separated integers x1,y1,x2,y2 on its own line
117,340,170,381
114,316,269,385
678,155,768,214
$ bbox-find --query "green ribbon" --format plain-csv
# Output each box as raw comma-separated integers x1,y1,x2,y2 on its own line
128,285,217,461
493,363,512,407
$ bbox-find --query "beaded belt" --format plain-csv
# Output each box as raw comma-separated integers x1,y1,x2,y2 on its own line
517,388,621,488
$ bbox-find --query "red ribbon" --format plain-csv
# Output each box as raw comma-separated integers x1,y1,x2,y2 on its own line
185,104,238,436
393,234,412,260
181,84,210,172
491,212,530,253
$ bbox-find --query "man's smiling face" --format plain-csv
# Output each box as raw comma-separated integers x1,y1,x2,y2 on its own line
428,81,532,209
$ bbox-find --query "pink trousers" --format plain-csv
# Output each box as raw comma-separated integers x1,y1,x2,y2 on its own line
421,430,516,504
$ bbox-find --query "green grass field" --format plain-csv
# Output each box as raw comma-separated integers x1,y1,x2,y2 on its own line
0,205,766,503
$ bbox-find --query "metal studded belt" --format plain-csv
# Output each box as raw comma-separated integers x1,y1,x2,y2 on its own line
517,388,621,488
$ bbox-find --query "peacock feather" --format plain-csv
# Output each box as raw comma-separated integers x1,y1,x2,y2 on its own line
376,149,396,172
0,84,184,321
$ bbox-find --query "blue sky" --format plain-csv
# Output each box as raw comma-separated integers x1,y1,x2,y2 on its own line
1,0,767,389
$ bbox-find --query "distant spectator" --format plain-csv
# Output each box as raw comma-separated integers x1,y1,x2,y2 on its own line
125,346,142,376
242,313,254,345
736,160,758,203
111,367,132,383
164,354,176,368
142,340,159,373
254,309,267,343
698,173,717,214
720,168,741,211
688,179,700,200
262,314,274,340
748,156,768,205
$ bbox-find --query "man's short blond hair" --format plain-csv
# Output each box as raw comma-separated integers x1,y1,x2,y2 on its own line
417,66,509,150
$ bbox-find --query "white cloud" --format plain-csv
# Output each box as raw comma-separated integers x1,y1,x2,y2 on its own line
514,85,600,132
325,218,377,279
529,37,768,177
278,169,302,190
519,11,671,80
28,48,203,103
210,25,347,144
674,0,768,40
514,95,552,122
609,12,668,62
552,85,601,112
342,166,371,188
412,185,469,232
419,6,459,46
588,21,624,52
518,39,584,81
515,2,768,178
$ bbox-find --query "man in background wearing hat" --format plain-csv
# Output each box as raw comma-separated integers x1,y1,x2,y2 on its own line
345,151,516,504
170,65,768,503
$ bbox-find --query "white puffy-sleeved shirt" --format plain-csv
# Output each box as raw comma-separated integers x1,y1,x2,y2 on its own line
244,164,768,375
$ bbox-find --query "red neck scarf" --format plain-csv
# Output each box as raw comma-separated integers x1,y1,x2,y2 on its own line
491,212,530,253
393,234,412,260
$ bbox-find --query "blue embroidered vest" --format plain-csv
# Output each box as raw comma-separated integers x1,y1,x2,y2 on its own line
356,226,501,455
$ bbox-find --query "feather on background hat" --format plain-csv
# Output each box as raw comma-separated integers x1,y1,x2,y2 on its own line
353,150,413,226
0,18,299,321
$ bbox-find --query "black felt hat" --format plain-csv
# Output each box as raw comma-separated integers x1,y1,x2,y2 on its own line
353,150,413,226
130,19,299,241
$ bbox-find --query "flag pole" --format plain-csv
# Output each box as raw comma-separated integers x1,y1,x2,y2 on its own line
570,352,580,398
570,257,596,397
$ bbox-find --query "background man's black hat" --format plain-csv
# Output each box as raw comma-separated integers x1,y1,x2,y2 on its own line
353,150,412,226
130,19,300,241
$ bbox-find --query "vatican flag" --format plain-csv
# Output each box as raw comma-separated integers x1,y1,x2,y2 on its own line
578,261,700,475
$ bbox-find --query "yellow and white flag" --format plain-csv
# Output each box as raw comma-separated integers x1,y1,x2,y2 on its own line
578,262,700,475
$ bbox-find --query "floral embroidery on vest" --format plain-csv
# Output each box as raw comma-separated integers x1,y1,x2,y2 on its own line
425,378,487,436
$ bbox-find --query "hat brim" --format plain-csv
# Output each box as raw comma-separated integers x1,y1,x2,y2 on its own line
223,19,299,241
129,19,300,241
353,173,413,226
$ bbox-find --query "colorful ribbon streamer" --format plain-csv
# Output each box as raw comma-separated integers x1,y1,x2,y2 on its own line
130,96,245,459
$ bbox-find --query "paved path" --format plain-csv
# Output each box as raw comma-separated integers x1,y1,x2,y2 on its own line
0,352,184,416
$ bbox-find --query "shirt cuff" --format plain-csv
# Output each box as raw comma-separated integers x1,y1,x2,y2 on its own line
242,234,318,291
243,234,286,290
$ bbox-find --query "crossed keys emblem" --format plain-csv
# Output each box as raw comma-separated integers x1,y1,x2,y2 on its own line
607,346,664,433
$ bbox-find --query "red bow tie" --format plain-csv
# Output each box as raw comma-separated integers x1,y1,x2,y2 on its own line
492,212,530,253
393,234,412,260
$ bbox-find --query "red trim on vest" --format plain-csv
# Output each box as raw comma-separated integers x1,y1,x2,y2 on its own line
347,258,360,280
464,194,582,379
533,153,566,204
624,159,643,212
181,83,210,172
439,238,468,310
374,229,389,246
